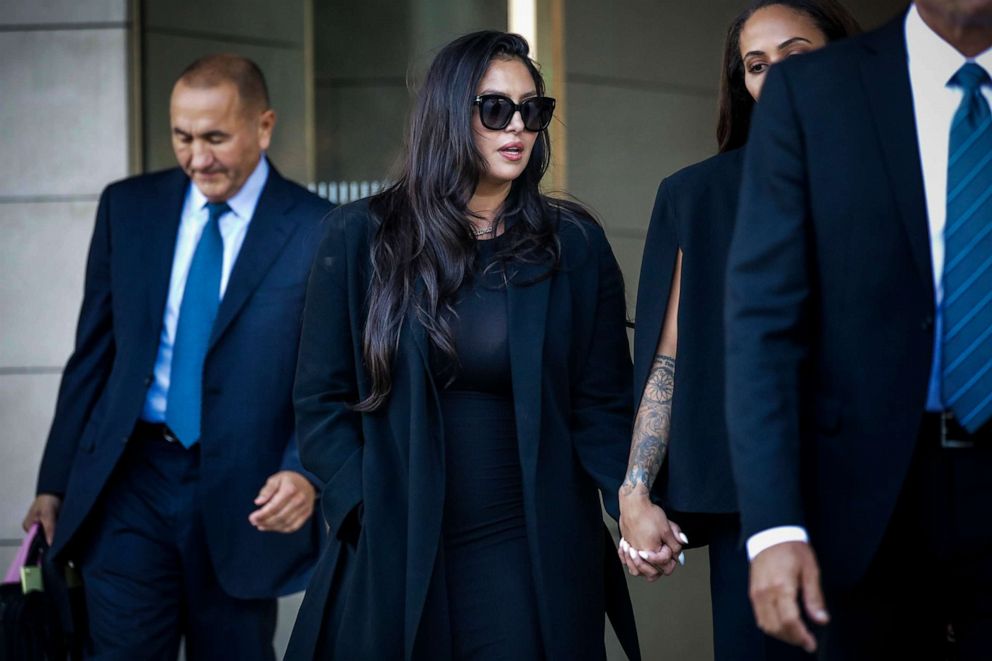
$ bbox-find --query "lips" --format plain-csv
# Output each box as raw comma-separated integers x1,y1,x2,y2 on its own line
498,142,525,162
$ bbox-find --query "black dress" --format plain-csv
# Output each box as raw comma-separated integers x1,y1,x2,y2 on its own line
433,236,544,660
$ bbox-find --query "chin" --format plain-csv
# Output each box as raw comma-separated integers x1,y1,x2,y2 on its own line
494,166,527,184
195,179,229,199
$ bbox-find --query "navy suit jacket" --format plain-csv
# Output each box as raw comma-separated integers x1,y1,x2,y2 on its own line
36,162,332,599
725,16,937,591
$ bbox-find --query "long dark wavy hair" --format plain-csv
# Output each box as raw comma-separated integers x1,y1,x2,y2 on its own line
716,0,861,152
357,31,581,412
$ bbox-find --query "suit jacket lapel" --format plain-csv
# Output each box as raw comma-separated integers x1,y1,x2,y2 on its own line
507,259,552,486
208,167,297,350
859,16,935,300
145,169,188,331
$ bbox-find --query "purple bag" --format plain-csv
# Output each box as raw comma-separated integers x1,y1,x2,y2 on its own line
3,523,40,587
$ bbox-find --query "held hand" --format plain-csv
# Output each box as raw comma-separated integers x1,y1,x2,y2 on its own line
618,537,677,581
618,494,686,580
749,541,830,653
249,471,316,533
23,494,62,546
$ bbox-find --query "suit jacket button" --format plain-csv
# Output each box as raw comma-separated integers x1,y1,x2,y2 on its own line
144,375,154,386
921,315,934,331
121,436,129,444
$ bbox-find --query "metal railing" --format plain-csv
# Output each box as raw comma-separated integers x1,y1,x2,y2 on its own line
308,180,390,204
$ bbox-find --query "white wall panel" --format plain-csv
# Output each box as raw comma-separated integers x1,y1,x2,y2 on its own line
0,0,126,26
0,201,96,368
0,375,61,539
0,30,129,198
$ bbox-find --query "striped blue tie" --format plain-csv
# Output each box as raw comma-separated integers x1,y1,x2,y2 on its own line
166,201,229,447
941,63,992,433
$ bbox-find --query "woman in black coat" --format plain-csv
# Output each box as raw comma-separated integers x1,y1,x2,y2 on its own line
286,31,638,661
616,2,860,660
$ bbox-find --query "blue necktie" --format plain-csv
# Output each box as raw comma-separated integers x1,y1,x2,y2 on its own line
941,62,992,433
166,201,230,447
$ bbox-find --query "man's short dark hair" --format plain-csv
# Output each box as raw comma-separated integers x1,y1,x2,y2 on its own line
177,53,271,113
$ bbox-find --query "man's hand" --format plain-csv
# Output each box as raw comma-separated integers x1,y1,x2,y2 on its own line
749,541,830,653
23,494,62,546
618,493,685,580
249,471,316,533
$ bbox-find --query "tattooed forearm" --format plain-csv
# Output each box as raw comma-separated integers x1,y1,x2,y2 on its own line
621,353,675,497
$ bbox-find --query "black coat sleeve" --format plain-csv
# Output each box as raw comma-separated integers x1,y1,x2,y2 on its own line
724,65,810,539
570,226,635,520
633,179,679,405
294,209,365,539
37,187,117,496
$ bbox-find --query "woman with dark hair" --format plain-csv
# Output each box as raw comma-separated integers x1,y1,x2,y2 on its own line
285,30,638,661
617,1,860,659
717,0,861,152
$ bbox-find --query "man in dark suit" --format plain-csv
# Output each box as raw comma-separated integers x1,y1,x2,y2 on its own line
726,2,992,658
21,54,331,659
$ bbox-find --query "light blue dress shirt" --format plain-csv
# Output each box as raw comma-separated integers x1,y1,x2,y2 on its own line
141,157,270,422
905,8,992,411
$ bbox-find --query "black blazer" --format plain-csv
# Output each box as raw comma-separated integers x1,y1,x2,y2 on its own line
36,163,331,598
286,199,639,660
725,16,936,591
634,148,745,515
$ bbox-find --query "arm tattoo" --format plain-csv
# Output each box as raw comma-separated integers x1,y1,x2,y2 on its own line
621,353,675,497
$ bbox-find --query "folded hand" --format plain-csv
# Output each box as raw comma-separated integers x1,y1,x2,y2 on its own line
617,497,686,580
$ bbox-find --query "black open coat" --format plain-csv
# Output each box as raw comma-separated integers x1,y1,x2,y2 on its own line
633,149,744,517
286,199,640,660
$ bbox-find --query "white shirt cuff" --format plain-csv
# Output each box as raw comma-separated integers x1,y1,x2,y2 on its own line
746,526,809,561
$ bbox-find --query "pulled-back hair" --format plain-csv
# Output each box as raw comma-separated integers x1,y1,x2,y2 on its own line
177,53,271,113
716,0,861,152
358,31,579,411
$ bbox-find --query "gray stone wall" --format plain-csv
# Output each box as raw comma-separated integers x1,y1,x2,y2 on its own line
0,0,132,575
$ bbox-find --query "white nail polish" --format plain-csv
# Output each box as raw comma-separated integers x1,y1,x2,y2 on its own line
678,532,689,545
678,551,686,566
638,550,651,560
628,546,638,560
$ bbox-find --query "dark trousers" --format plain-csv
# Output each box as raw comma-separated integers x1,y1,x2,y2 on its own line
79,432,276,661
704,515,810,661
818,423,992,660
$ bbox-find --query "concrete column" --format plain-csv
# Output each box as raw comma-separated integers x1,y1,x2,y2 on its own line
0,0,133,569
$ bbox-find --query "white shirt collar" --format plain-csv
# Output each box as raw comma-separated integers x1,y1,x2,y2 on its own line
188,155,270,222
906,4,992,87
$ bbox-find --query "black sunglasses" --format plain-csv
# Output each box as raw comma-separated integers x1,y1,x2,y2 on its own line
473,94,556,132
